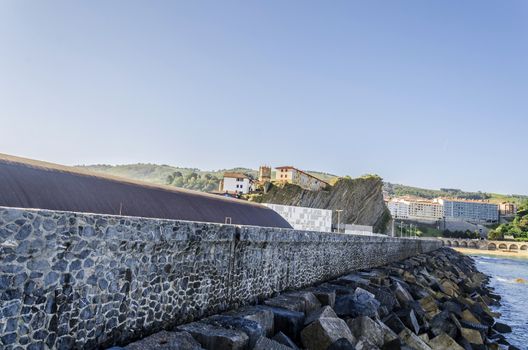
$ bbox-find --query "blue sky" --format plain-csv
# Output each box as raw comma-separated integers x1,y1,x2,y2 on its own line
1,1,527,194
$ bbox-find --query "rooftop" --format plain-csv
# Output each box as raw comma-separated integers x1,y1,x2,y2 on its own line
0,153,292,228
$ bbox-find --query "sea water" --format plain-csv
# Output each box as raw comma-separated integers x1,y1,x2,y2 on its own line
473,255,528,349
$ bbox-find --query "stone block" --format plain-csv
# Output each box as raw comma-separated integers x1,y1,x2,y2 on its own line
305,306,338,325
460,327,483,345
177,322,249,350
492,322,512,334
253,336,292,350
428,333,464,350
398,328,432,350
327,338,357,350
284,291,322,314
461,309,480,324
204,315,264,349
256,306,305,340
225,306,274,337
394,282,414,305
347,316,384,347
334,288,380,318
396,309,420,335
311,289,336,308
124,331,204,350
264,295,305,313
301,318,356,350
272,331,299,350
382,313,407,335
418,296,439,319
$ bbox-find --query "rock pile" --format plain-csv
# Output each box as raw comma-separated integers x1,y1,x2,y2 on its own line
110,248,516,350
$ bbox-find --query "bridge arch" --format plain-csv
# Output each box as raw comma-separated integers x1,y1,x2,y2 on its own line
509,244,518,251
488,243,497,250
446,240,452,247
453,241,460,247
469,241,478,248
499,243,508,250
521,245,528,251
460,241,468,248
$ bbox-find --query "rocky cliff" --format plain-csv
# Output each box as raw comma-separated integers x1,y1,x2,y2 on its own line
251,175,391,233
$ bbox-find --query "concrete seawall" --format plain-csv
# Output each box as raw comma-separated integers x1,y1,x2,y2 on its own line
0,206,441,349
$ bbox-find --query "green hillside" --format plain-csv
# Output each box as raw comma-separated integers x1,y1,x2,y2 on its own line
75,164,338,193
75,164,256,192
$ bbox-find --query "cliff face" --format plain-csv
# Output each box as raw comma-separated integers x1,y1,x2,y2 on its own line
252,176,391,233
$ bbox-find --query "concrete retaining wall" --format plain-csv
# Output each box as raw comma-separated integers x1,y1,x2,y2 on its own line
0,206,441,349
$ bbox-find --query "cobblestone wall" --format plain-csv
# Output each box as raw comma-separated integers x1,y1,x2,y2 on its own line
0,207,441,349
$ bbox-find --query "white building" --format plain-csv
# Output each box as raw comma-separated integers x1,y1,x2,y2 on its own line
387,199,410,219
219,172,253,194
409,200,443,220
436,198,499,223
387,198,443,221
263,203,332,232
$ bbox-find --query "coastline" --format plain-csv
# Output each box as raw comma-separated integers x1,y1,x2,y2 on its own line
454,247,528,259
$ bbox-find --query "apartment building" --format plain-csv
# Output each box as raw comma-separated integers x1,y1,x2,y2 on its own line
274,166,329,191
408,200,444,220
387,198,410,219
387,198,443,220
436,198,499,223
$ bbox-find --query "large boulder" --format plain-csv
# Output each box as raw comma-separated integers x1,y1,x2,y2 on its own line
284,291,322,314
301,317,356,350
124,331,204,350
177,322,249,350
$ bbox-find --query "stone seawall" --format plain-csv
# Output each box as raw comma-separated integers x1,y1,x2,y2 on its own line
0,206,441,349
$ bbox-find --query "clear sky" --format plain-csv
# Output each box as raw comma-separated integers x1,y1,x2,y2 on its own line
1,1,527,194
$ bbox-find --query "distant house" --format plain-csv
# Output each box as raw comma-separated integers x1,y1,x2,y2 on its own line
219,172,253,194
274,166,329,191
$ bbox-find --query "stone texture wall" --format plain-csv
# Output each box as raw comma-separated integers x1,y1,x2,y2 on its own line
0,206,441,350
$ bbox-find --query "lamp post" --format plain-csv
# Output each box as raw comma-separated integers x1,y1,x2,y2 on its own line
336,210,344,233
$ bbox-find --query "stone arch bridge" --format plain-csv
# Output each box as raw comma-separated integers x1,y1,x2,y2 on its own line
440,238,528,253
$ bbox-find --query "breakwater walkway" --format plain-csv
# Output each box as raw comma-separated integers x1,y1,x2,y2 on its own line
0,206,440,349
113,248,516,350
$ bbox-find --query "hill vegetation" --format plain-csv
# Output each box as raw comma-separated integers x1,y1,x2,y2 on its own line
74,164,336,193
489,200,528,241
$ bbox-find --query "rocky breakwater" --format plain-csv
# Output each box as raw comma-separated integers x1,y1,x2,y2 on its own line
109,248,516,350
